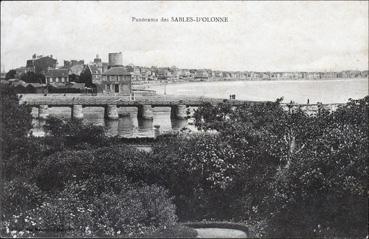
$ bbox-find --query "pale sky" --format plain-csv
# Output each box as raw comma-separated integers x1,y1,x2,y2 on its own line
1,1,368,72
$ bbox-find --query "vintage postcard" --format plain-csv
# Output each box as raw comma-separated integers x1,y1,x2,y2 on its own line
1,1,368,238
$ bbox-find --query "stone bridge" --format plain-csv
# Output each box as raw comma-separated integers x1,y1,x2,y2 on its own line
19,94,257,120
19,94,344,120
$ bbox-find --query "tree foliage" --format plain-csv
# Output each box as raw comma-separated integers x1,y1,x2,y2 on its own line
1,84,367,237
77,69,93,87
0,84,33,160
1,86,177,237
5,69,16,80
43,117,106,149
19,72,45,84
5,176,177,237
189,96,368,237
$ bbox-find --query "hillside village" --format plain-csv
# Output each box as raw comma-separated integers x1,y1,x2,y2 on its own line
1,52,368,94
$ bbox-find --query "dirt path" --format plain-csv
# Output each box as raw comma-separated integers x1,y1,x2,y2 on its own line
195,228,247,238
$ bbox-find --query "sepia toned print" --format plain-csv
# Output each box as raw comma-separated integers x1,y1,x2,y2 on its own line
0,1,368,238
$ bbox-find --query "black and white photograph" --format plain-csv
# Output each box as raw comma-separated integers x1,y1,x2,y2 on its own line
0,1,368,238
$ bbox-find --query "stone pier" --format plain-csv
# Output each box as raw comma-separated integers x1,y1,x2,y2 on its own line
138,105,154,119
38,105,49,119
171,105,187,119
105,105,119,120
72,104,84,119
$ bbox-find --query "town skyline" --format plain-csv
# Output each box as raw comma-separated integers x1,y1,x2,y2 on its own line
4,52,369,74
3,52,367,87
1,1,368,73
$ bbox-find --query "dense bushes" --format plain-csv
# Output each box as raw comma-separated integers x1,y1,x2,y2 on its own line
1,179,45,218
0,84,32,159
260,98,368,237
142,97,368,237
2,144,178,237
13,144,178,237
1,85,178,237
182,97,368,237
150,133,243,221
35,145,153,191
4,176,177,237
43,116,106,149
1,82,367,237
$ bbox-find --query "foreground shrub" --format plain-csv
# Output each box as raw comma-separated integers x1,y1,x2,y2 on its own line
154,97,367,237
34,145,151,191
43,116,107,149
1,178,44,218
3,175,177,237
151,133,243,221
261,98,368,238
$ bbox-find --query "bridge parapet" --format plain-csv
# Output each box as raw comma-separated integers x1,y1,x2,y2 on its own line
19,94,251,107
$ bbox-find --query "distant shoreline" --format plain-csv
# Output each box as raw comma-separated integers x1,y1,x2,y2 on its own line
134,77,368,89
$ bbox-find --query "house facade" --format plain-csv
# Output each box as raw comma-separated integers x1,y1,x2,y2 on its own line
101,67,132,95
45,69,69,84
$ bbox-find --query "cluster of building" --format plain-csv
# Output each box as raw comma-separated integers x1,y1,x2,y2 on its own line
149,68,368,82
1,52,133,94
1,51,368,95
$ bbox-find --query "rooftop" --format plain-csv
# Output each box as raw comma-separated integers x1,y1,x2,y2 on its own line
88,65,101,75
102,67,131,76
45,69,69,78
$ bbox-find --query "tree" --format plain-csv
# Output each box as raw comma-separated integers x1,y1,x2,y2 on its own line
261,97,368,238
150,132,240,220
5,69,16,80
68,74,79,83
192,97,368,237
43,117,106,149
0,84,33,159
78,69,93,87
20,72,45,84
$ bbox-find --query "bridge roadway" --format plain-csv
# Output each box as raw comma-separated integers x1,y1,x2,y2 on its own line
19,94,259,120
19,94,343,121
19,94,254,107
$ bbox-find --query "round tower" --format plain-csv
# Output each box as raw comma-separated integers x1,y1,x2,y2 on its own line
108,52,123,68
